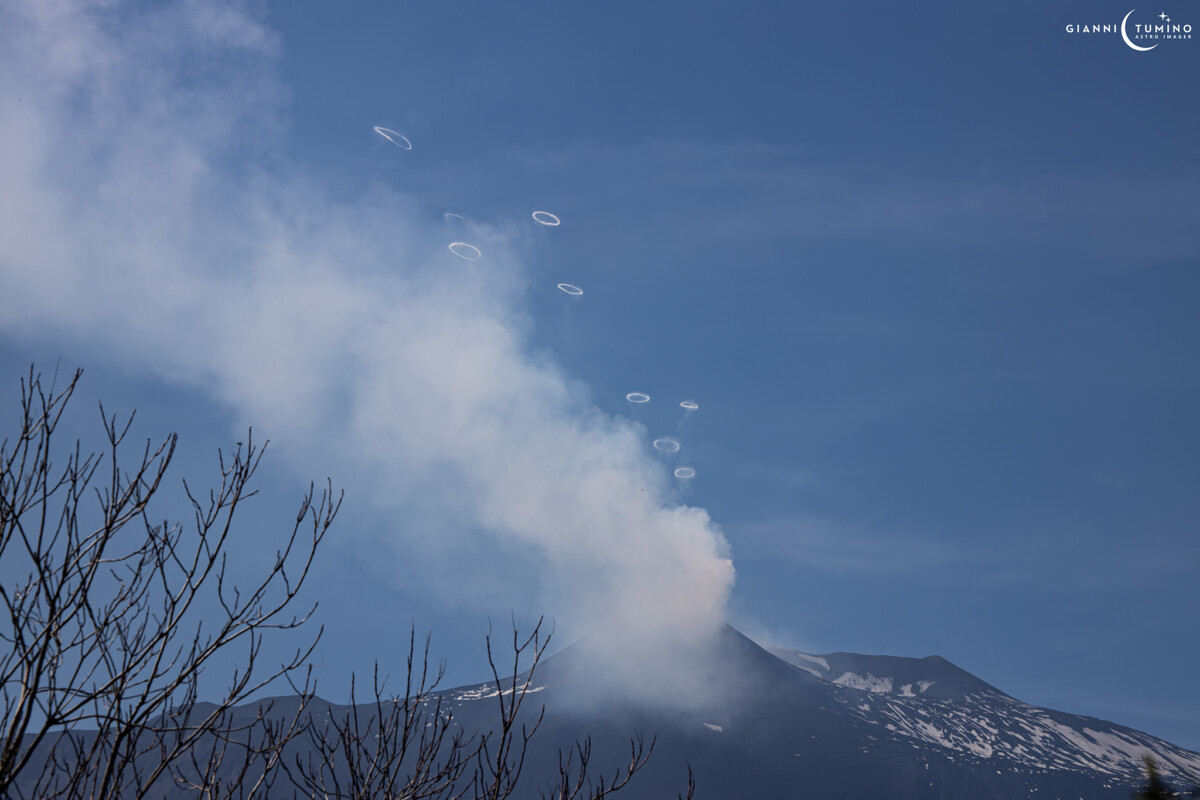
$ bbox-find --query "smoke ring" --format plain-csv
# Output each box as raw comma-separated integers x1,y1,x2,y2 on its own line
449,242,482,260
373,126,413,150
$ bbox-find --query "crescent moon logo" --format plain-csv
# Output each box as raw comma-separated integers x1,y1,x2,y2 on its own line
1121,9,1159,51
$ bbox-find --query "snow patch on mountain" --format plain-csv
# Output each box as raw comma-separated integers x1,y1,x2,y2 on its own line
833,672,893,693
760,642,1200,787
793,653,829,671
770,650,829,678
453,683,545,702
836,686,1200,786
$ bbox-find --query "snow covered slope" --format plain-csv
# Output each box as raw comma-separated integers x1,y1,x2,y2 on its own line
768,645,1200,791
440,627,1200,799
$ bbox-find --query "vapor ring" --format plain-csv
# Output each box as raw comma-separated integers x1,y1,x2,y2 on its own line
448,242,482,260
373,126,412,149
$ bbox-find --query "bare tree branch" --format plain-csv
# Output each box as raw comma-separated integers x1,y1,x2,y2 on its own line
285,626,477,800
0,367,337,799
1,367,682,800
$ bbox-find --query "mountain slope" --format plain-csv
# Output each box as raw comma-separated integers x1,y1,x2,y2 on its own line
768,644,1200,791
439,626,1200,799
17,625,1194,799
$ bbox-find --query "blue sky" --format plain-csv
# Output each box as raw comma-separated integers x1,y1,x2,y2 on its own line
1,0,1198,750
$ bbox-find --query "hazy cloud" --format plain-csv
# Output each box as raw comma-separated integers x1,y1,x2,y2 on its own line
506,139,1200,263
735,515,959,575
0,0,734,708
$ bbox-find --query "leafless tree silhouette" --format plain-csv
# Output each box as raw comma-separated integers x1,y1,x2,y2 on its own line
0,367,337,799
285,629,474,800
0,367,685,800
287,619,686,800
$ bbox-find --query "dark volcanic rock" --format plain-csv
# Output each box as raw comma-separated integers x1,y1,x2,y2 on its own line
16,625,1198,799
438,625,1200,799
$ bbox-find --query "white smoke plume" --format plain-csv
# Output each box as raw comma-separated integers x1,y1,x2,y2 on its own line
0,0,735,706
